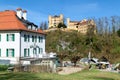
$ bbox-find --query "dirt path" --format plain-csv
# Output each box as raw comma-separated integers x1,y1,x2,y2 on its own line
58,67,83,75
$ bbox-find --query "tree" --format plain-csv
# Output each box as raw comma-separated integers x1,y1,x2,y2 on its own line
39,21,48,30
66,31,84,66
40,22,44,30
43,21,48,30
46,16,120,64
111,16,116,34
57,23,67,28
117,29,120,37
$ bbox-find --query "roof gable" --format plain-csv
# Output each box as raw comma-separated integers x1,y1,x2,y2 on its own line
0,10,45,34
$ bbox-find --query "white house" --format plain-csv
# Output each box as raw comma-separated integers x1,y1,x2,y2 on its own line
0,8,46,65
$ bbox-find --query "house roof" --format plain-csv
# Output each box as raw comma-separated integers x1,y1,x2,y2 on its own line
0,10,45,34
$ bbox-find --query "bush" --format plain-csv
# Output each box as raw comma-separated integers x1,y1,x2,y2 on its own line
0,65,9,71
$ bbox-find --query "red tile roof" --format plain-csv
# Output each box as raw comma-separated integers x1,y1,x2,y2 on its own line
75,20,88,25
0,10,45,34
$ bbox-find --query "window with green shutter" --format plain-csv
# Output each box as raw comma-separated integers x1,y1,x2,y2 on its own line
6,49,14,57
33,48,37,54
41,37,43,43
39,37,40,42
32,36,34,42
7,34,15,41
0,34,1,41
39,37,43,43
28,49,30,56
39,48,43,54
12,34,15,41
24,49,26,57
12,49,14,57
24,49,30,57
6,49,8,57
39,48,40,54
24,35,30,42
6,34,8,41
35,36,37,42
0,49,1,57
24,35,27,42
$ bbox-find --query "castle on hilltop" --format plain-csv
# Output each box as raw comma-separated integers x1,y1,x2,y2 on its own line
47,14,96,34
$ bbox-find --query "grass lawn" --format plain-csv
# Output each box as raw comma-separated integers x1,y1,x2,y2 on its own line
0,69,119,80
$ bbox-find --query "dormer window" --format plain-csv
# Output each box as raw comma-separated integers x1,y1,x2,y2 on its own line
28,25,32,30
31,25,36,30
31,25,38,30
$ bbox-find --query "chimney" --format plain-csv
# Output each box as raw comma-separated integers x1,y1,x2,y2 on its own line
22,10,27,20
16,8,22,19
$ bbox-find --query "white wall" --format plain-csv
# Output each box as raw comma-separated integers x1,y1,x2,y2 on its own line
20,31,45,58
0,30,46,64
0,31,20,64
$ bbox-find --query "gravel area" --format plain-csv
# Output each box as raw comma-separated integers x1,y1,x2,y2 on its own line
58,67,83,75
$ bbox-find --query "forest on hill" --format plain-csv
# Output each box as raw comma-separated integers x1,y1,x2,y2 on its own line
45,16,120,64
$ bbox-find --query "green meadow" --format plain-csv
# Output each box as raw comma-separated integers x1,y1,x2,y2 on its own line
0,69,119,80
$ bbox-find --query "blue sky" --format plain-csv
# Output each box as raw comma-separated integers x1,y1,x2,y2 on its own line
0,0,120,26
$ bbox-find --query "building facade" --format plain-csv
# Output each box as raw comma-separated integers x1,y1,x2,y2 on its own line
0,8,46,64
67,18,96,34
77,19,96,34
48,14,63,28
67,18,79,30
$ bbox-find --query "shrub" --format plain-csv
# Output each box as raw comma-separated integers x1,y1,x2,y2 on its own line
0,65,9,71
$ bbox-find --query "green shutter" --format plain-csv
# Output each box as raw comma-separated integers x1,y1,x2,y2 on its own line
39,37,43,43
39,48,41,54
7,34,8,41
33,36,34,42
38,48,40,53
28,35,30,42
13,34,15,41
12,49,14,57
36,48,37,54
28,49,30,56
35,36,37,42
0,49,1,57
6,49,8,57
